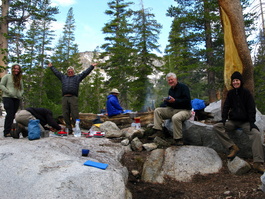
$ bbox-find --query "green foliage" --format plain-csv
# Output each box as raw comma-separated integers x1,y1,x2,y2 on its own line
160,0,254,103
130,7,162,111
2,0,258,116
79,68,107,113
254,33,265,114
8,0,59,110
101,0,135,109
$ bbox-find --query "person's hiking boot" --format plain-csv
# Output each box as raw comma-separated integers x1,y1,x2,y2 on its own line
227,144,239,159
154,136,171,147
4,133,11,137
171,138,184,146
10,123,21,139
253,162,265,173
148,130,164,140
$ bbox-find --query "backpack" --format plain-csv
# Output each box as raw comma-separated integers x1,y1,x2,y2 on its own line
191,98,206,111
28,119,41,140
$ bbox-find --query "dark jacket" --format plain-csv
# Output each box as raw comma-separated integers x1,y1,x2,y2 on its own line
26,107,61,130
106,94,123,117
164,82,192,110
222,87,256,123
50,65,94,96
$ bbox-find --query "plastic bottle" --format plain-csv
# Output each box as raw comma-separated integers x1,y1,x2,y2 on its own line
74,119,81,137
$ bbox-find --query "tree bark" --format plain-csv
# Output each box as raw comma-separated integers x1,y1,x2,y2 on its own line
204,0,216,102
218,0,254,94
0,0,9,77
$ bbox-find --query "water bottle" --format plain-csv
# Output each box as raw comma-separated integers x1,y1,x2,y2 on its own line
74,119,81,137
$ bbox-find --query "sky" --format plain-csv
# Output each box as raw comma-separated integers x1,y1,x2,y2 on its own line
50,0,175,55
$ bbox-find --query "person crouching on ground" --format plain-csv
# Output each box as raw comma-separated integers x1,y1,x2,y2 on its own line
150,73,192,146
106,88,124,117
213,71,265,173
13,107,62,138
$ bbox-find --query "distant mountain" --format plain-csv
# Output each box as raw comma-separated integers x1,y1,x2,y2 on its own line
79,51,164,68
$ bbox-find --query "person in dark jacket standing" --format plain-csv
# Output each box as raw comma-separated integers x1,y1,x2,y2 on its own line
48,63,97,134
213,71,264,173
150,73,192,145
14,107,62,138
106,88,123,117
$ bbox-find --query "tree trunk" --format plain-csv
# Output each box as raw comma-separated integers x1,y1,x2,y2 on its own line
0,0,9,77
218,0,254,94
79,111,154,129
204,0,216,103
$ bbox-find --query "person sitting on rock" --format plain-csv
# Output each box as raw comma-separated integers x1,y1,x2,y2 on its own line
12,107,62,138
106,88,124,117
149,73,192,146
213,71,265,173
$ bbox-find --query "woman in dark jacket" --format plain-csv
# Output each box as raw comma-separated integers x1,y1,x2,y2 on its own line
213,71,264,173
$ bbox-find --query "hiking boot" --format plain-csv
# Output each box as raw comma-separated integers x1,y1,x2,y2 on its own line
253,162,265,173
11,123,21,139
4,133,11,137
154,136,171,147
227,144,239,159
171,138,184,146
148,130,164,140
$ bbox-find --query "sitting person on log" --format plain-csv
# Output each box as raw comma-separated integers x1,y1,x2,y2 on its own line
106,88,124,117
213,71,265,173
149,73,192,146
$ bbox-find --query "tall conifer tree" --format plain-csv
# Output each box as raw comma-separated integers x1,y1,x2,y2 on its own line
131,4,162,110
101,0,134,109
21,0,58,108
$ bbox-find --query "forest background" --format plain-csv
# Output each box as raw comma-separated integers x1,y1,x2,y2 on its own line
1,0,265,118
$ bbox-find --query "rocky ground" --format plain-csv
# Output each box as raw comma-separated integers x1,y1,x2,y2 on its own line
1,114,265,199
120,137,265,199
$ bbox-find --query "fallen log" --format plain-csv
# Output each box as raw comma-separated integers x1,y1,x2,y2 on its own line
79,111,154,129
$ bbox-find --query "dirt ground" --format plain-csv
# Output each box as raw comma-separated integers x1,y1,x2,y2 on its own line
120,137,265,199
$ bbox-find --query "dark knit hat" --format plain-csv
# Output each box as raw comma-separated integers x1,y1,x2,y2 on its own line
231,71,243,82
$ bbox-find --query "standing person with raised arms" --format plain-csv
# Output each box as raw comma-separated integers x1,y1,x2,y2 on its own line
48,62,97,134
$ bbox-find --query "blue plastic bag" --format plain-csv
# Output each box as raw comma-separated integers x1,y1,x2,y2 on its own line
28,119,41,140
191,98,206,111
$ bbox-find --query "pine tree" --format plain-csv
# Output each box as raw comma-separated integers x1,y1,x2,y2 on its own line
51,7,81,71
20,0,58,108
131,4,162,110
164,0,224,102
254,32,265,114
101,0,135,109
164,0,254,102
0,0,42,71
